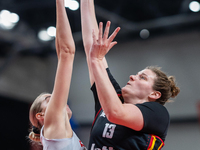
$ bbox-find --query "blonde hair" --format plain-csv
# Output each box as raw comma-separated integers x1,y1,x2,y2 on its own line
146,66,180,105
29,131,40,142
28,92,50,143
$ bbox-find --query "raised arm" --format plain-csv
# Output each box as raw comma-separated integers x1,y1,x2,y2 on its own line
89,22,144,131
43,0,75,139
81,0,108,85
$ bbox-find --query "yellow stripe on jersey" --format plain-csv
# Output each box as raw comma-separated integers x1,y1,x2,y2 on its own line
148,135,157,150
158,142,164,150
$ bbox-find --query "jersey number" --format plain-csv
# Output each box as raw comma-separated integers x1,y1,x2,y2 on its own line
102,123,116,139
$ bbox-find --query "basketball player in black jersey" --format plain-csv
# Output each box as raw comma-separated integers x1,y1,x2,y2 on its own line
81,0,180,149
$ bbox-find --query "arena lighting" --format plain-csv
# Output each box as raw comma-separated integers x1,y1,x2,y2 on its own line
140,29,150,39
38,29,54,41
0,9,19,30
38,0,80,41
47,26,56,37
64,0,79,11
38,26,56,41
189,1,200,12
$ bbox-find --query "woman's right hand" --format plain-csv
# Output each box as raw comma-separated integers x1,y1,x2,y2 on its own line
89,21,120,62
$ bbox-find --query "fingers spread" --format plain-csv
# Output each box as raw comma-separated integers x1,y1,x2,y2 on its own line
103,21,111,41
109,41,118,50
108,27,121,43
98,22,103,45
90,22,120,60
92,29,97,45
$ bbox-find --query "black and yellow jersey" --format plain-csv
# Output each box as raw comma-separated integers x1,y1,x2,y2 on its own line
88,68,169,150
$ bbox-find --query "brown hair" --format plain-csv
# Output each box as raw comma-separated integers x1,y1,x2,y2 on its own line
28,92,50,143
146,66,180,105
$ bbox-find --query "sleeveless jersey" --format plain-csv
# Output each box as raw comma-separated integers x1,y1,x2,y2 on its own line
40,126,87,150
88,68,169,150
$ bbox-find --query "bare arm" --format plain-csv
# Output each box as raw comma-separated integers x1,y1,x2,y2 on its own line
89,22,144,131
44,0,75,139
81,0,108,85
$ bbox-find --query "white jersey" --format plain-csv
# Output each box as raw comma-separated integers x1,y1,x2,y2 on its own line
40,126,87,150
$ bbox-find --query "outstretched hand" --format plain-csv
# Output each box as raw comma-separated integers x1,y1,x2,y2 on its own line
89,21,120,61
